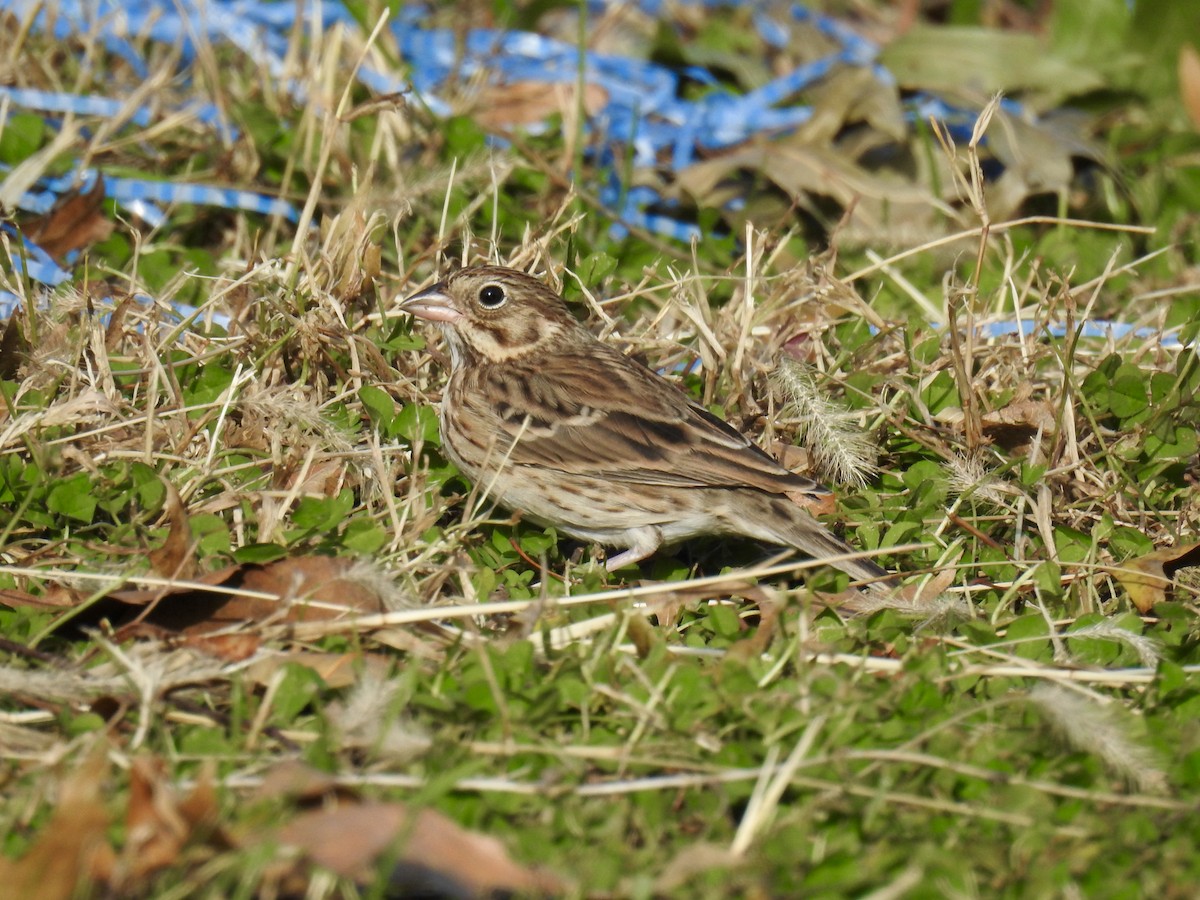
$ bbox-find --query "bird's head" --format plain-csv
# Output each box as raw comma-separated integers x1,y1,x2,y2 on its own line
400,266,581,368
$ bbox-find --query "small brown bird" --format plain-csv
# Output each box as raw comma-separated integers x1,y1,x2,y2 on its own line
400,265,887,584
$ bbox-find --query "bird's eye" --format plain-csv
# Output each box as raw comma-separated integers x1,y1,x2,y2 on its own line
478,284,507,309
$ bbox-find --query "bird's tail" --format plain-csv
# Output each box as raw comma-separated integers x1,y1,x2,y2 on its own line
733,492,891,588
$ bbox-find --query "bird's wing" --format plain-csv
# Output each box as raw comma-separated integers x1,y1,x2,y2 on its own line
477,347,832,499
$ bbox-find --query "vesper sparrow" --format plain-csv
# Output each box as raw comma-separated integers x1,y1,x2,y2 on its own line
400,265,887,585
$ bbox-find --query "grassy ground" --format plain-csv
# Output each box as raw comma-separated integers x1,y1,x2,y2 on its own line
2,1,1200,897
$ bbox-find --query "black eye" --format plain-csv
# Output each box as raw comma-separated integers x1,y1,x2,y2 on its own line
479,284,507,309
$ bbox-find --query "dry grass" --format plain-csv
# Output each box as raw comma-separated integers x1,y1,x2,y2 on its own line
1,3,1199,896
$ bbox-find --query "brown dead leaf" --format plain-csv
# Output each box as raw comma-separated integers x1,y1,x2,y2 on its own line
122,757,190,882
880,25,1103,106
982,109,1081,219
894,566,957,606
254,759,342,803
277,457,344,496
0,748,115,900
1180,44,1200,131
981,395,1056,450
798,65,907,145
677,89,1096,244
278,802,564,896
177,764,220,835
473,80,608,129
726,593,784,662
243,649,393,689
235,556,386,618
23,176,113,261
371,626,449,660
773,441,814,473
677,141,931,220
119,756,220,885
0,587,78,609
0,751,230,898
1112,540,1200,613
224,417,272,454
0,311,30,379
103,293,138,352
99,563,240,631
60,555,388,636
147,479,197,580
785,489,837,517
177,631,262,662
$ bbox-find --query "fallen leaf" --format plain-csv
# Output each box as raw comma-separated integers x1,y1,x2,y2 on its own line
0,312,30,379
254,759,342,802
1112,540,1200,613
104,293,138,351
147,479,197,580
896,566,957,606
880,25,1104,106
278,802,564,896
784,489,837,517
177,631,262,662
122,757,190,881
473,80,608,130
41,555,389,636
675,135,942,248
980,395,1056,450
678,141,931,217
0,748,115,900
118,756,221,886
243,649,393,689
235,556,387,620
177,764,221,837
371,626,449,660
725,592,784,662
23,176,113,262
772,441,814,474
798,65,907,145
1180,44,1200,131
981,109,1088,219
0,587,77,609
277,457,345,496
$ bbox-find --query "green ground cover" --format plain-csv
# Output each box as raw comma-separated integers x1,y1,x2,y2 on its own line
1,1,1199,896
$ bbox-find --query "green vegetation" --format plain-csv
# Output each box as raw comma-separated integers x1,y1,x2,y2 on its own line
1,0,1198,896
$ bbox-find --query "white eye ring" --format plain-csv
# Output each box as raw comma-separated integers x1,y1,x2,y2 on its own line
478,284,507,309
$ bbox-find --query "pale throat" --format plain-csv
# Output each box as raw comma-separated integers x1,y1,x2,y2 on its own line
437,323,469,371
456,317,562,365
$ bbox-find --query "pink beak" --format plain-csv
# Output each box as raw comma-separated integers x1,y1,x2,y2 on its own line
400,283,463,323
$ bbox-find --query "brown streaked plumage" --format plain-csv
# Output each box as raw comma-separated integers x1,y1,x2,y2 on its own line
400,265,887,584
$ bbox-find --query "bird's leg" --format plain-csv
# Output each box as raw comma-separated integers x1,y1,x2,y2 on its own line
604,528,662,571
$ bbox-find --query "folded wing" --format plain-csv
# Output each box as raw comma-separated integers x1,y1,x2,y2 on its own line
481,347,832,500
